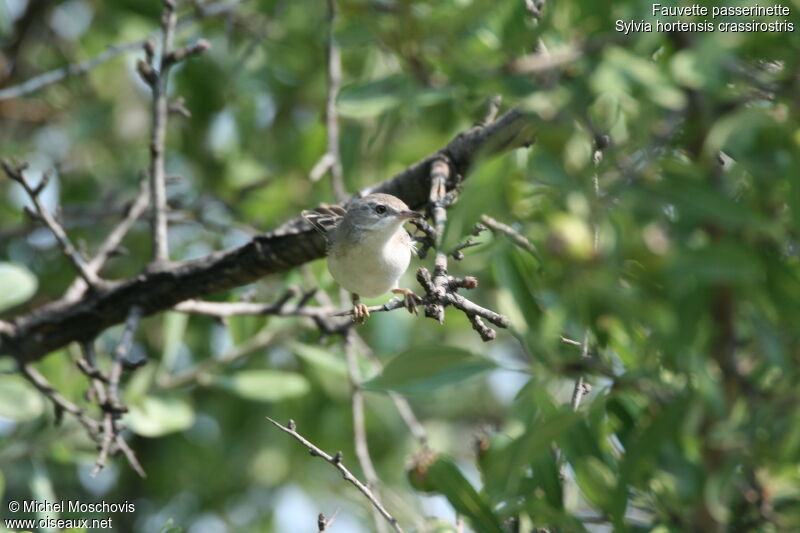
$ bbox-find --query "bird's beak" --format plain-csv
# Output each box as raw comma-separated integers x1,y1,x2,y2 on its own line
396,210,423,220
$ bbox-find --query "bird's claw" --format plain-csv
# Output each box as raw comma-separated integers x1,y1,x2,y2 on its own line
352,302,370,324
392,288,422,315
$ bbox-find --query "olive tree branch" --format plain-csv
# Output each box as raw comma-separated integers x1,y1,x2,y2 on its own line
1,108,531,362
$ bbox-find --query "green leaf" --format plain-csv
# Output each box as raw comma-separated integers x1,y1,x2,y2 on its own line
489,409,578,500
211,370,310,402
0,262,38,312
159,519,184,533
362,345,496,395
287,341,347,376
426,458,504,533
125,395,195,437
161,312,189,373
573,456,617,510
337,75,408,118
668,242,763,285
0,375,45,421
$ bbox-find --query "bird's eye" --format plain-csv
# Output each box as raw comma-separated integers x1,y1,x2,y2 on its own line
375,204,387,214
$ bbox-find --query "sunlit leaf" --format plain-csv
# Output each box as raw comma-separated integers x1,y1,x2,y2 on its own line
126,396,195,437
287,341,347,376
0,262,38,312
363,345,496,394
211,370,310,402
0,375,44,421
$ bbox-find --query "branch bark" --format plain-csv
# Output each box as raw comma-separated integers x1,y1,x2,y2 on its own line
0,109,531,362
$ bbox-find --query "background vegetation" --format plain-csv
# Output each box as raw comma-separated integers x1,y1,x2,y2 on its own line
1,0,799,531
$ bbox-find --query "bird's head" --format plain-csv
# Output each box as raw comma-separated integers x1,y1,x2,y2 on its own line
344,193,422,233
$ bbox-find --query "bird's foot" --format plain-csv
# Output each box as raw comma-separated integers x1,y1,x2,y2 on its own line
392,288,422,315
352,299,370,324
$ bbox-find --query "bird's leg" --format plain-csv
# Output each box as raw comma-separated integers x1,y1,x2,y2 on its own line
392,288,421,315
351,293,370,324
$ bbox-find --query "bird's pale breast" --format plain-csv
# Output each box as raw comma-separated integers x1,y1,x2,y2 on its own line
328,228,412,298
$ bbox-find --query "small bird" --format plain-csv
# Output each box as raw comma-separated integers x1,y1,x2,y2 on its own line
302,193,423,322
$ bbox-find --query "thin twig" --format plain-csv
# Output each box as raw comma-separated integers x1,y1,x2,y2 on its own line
1,161,100,287
560,138,604,483
146,1,179,264
480,215,537,256
569,330,591,411
350,333,428,446
265,417,404,533
0,0,248,101
64,174,150,300
309,0,346,202
478,95,502,125
426,158,451,322
21,364,100,438
326,0,346,202
318,510,340,532
94,306,145,477
108,306,142,408
344,328,389,533
0,41,144,101
173,298,328,318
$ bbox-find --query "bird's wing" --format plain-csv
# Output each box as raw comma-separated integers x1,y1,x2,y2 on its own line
301,204,346,239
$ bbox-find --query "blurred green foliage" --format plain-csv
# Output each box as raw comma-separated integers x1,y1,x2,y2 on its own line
1,0,800,531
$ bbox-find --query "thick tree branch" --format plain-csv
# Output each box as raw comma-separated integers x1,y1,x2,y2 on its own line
0,108,530,362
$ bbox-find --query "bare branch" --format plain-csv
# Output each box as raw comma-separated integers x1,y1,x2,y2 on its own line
478,95,502,125
1,108,530,362
0,0,248,101
21,364,100,438
92,306,145,477
108,306,143,406
265,417,404,533
309,0,346,201
1,160,100,287
64,174,150,301
569,331,592,411
147,1,178,264
0,40,144,101
173,298,327,319
326,0,346,202
351,332,428,446
344,330,389,533
480,215,537,256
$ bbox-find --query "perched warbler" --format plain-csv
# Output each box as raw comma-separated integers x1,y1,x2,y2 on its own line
302,193,423,322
